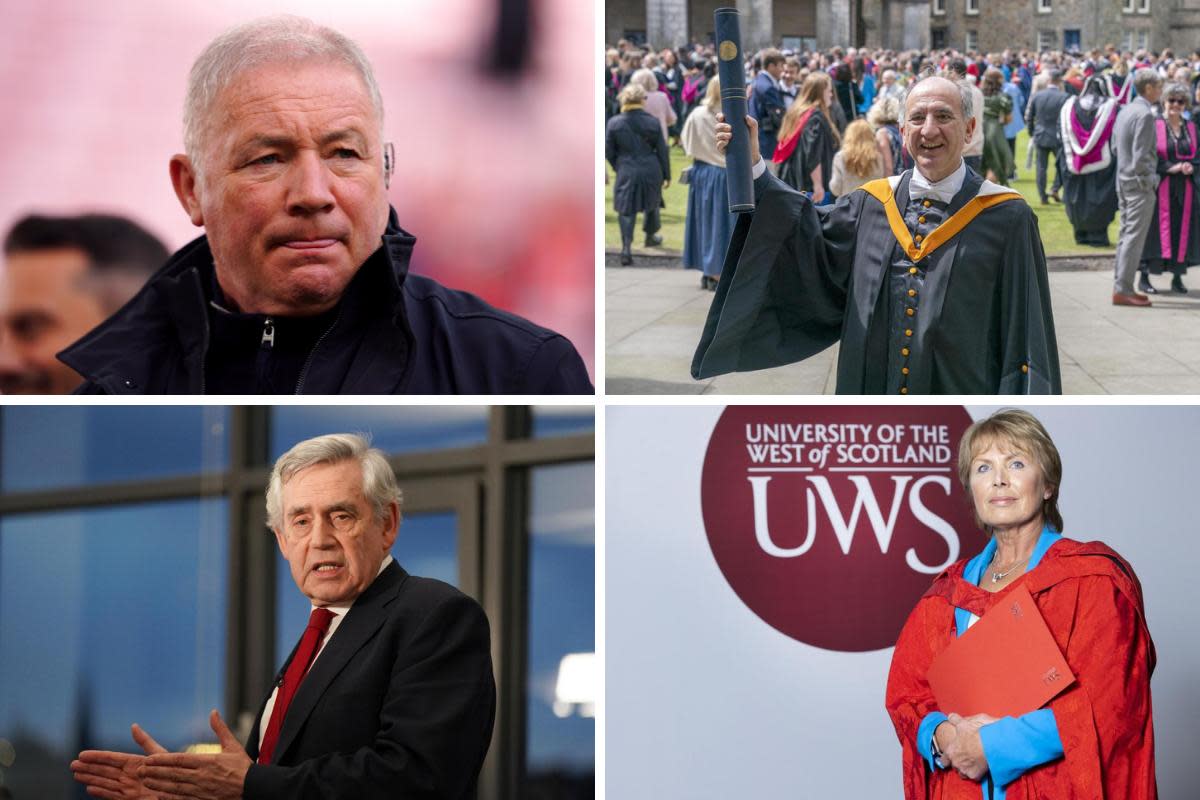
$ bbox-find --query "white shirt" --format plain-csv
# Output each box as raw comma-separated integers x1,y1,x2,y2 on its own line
907,159,967,203
258,555,394,750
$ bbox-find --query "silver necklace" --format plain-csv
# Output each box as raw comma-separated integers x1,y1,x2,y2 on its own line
990,554,1030,583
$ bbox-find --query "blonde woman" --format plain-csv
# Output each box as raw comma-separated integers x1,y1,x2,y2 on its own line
867,96,907,176
630,68,676,146
830,119,885,196
773,72,841,203
681,78,737,290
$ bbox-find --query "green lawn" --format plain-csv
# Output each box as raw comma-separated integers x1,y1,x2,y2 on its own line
604,128,1117,258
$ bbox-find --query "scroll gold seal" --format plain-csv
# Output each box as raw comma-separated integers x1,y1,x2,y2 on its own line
719,40,737,61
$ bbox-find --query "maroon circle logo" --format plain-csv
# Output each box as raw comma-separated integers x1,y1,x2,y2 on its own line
702,406,987,652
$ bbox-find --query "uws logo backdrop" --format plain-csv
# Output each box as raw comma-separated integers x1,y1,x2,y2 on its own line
702,406,987,652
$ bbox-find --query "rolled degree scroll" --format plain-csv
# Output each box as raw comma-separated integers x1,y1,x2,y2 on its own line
715,8,754,212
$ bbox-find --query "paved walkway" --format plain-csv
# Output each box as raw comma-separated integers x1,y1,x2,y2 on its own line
605,254,1200,395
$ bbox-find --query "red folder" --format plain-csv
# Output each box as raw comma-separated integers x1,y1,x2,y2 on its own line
927,584,1076,718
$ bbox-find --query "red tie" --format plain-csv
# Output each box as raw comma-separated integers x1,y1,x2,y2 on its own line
258,607,336,765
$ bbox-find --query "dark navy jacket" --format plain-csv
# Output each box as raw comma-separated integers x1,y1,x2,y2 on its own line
58,211,593,394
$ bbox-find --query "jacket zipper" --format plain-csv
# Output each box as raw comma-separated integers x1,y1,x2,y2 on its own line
293,309,342,394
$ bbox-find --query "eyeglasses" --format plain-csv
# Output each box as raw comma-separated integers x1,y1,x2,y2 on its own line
1166,98,1187,105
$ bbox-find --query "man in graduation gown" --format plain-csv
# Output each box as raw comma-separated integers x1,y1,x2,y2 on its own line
692,75,1060,394
885,535,1157,799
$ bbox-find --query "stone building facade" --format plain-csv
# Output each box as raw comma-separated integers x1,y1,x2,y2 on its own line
929,0,1188,55
606,0,1198,55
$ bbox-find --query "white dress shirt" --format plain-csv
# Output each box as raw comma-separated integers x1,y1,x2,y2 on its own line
906,159,967,203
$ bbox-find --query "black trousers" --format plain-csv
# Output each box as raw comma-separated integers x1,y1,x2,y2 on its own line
617,208,661,248
1036,145,1063,201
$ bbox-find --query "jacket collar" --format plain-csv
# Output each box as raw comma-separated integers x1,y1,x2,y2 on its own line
268,560,408,764
59,207,417,393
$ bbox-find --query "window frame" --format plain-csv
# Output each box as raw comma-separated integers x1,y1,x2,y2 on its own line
1037,0,1051,13
966,0,979,15
933,0,946,16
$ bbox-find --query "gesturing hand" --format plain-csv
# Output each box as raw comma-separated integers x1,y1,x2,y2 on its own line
138,709,252,800
71,722,168,799
941,712,997,781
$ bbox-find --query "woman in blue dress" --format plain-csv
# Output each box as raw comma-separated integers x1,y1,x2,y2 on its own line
680,78,736,290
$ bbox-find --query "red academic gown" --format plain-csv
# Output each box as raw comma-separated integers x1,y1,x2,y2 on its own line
885,538,1157,799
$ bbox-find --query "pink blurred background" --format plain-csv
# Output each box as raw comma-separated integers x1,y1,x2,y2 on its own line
0,0,594,380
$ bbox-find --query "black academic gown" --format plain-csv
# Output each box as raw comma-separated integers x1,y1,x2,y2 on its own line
1061,98,1118,245
778,113,836,195
691,168,1061,394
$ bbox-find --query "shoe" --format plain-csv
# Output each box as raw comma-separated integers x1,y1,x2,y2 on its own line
644,233,663,247
619,251,633,266
1138,276,1158,294
704,276,719,291
1049,191,1060,203
1112,291,1152,307
1039,196,1049,205
1172,276,1187,294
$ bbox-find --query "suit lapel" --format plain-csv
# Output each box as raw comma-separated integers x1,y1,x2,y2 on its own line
270,561,408,764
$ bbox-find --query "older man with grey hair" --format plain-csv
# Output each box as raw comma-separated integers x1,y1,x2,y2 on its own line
57,15,591,394
695,73,1061,394
1111,68,1165,306
72,432,496,799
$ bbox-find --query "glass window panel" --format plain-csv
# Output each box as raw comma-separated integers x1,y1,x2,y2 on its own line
532,406,595,439
523,462,595,798
269,407,488,460
274,511,458,663
0,407,229,492
0,499,228,800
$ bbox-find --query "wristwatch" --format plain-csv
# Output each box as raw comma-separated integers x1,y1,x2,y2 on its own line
931,727,951,769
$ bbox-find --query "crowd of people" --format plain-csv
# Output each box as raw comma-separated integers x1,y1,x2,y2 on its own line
604,41,1200,301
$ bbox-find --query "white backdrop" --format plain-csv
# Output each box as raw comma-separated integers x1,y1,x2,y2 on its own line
606,405,1200,798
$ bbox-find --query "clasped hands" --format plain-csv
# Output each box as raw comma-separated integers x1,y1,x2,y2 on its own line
70,709,251,800
934,712,997,782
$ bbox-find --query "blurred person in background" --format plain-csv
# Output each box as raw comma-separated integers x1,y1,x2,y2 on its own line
1139,82,1200,294
1002,72,1026,179
751,49,788,173
56,15,591,394
855,57,875,116
1112,69,1164,305
630,68,676,146
1025,70,1068,204
681,78,736,291
657,48,685,146
946,58,985,173
781,57,802,105
606,83,670,265
829,119,885,197
0,213,165,394
869,96,909,176
877,69,905,103
980,68,1015,185
774,72,840,203
681,58,711,122
1061,75,1120,249
832,62,863,130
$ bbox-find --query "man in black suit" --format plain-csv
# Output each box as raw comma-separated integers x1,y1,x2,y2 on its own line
1025,70,1070,204
71,433,495,799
